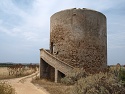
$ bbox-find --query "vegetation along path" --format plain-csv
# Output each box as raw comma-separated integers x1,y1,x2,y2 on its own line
3,72,49,94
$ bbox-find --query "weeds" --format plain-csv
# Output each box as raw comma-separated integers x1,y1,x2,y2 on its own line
119,68,125,86
32,64,125,94
0,67,37,80
61,66,125,94
72,72,125,94
61,68,88,85
109,64,125,86
0,81,15,94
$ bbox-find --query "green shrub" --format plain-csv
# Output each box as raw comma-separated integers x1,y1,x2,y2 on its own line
119,68,125,81
110,66,125,86
0,82,15,94
119,68,125,87
72,72,125,94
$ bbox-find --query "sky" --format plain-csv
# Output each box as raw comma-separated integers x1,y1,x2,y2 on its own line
0,0,125,65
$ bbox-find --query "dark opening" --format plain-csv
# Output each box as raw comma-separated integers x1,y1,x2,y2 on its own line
73,13,76,16
50,42,53,54
54,51,59,55
49,66,55,81
58,71,65,82
40,59,55,81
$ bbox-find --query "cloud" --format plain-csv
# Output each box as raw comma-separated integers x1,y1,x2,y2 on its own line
108,31,125,48
0,0,48,42
0,0,125,64
0,19,2,24
0,0,28,18
23,32,38,41
1,0,125,42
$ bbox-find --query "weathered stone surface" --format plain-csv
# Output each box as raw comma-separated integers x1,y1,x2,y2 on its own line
50,8,107,73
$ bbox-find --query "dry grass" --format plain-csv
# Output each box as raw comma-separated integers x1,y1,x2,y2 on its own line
0,67,36,80
0,67,10,79
61,68,88,85
72,72,125,94
32,65,125,94
0,81,15,94
32,77,73,94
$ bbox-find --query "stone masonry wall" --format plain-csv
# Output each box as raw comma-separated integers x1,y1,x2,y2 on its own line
50,8,107,73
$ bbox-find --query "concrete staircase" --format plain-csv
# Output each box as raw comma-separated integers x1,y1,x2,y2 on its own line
40,48,74,82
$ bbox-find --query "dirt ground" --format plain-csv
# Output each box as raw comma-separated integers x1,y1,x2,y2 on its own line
2,72,49,94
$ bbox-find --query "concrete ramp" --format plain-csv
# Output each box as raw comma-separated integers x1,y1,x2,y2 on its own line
40,48,74,82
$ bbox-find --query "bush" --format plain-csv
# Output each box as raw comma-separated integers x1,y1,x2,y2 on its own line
61,76,74,85
0,82,15,94
119,68,125,81
72,72,125,94
109,65,125,86
119,68,125,86
61,68,88,85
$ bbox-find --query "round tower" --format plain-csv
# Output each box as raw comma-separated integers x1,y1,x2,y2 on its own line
50,8,107,73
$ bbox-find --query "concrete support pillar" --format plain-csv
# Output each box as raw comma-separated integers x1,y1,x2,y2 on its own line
55,69,58,83
40,58,45,78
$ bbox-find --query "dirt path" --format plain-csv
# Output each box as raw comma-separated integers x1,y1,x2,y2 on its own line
3,72,49,94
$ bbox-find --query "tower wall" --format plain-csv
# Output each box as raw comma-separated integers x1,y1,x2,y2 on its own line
50,8,107,73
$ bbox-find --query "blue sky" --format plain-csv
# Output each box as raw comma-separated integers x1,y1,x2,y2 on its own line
0,0,125,65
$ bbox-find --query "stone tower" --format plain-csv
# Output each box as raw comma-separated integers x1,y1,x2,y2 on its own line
50,8,107,73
